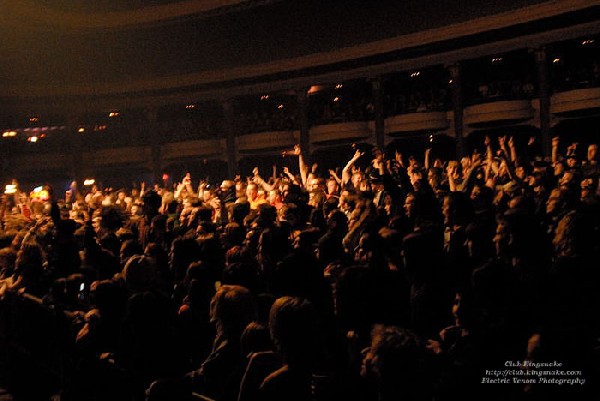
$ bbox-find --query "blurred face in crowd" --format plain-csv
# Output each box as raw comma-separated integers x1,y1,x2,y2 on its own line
546,188,563,216
566,157,578,169
559,171,574,187
404,193,415,218
351,172,364,189
339,191,351,213
327,179,339,195
310,178,324,192
203,189,213,203
588,144,598,162
246,184,258,200
553,162,564,177
515,166,526,180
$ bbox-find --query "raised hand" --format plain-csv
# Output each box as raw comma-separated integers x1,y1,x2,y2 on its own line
395,150,404,166
508,136,515,148
484,135,491,147
498,136,506,147
351,149,364,162
552,137,559,148
527,136,536,146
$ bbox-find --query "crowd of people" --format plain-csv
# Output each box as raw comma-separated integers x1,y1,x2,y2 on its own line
0,135,599,401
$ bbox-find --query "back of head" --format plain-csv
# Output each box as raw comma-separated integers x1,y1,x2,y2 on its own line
368,325,423,395
211,284,256,337
122,254,158,293
269,296,319,367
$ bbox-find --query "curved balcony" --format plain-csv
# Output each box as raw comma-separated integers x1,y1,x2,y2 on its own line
310,121,372,146
464,100,534,128
162,139,226,161
9,153,68,175
384,112,450,135
551,88,600,118
236,130,299,154
87,146,152,167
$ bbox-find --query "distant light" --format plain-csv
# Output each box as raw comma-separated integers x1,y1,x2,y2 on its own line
28,136,38,143
4,185,17,194
553,58,561,64
582,39,595,46
260,95,270,100
410,71,421,78
448,79,453,84
78,127,85,133
108,112,119,118
162,173,169,181
29,117,39,123
33,186,43,192
40,133,46,138
333,96,341,102
185,104,195,110
2,131,17,137
335,84,343,89
84,179,95,186
492,57,503,63
277,104,284,109
94,125,107,131
307,85,326,95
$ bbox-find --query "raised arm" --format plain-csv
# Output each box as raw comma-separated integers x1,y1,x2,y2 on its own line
295,144,309,187
342,149,364,186
424,147,432,170
552,136,559,164
508,136,517,163
253,167,275,192
329,169,342,185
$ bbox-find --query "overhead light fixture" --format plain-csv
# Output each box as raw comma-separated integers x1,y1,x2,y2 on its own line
335,84,343,89
333,96,341,102
28,136,38,143
492,57,503,63
581,39,595,46
410,71,421,78
108,111,119,118
2,131,17,137
185,104,196,110
277,104,284,109
552,58,561,64
29,117,39,123
260,95,270,100
78,127,85,133
84,179,95,186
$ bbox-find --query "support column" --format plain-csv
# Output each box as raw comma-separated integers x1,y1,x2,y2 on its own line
67,115,85,187
535,47,552,159
146,108,162,185
222,99,237,178
449,64,466,159
372,76,385,149
297,87,311,164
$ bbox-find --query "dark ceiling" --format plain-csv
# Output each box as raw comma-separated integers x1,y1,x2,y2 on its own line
1,0,551,88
